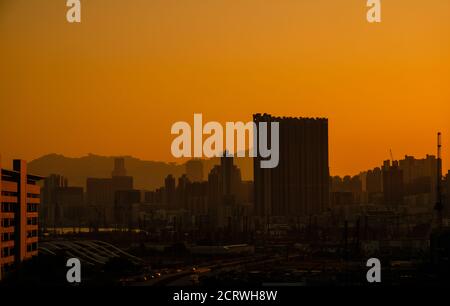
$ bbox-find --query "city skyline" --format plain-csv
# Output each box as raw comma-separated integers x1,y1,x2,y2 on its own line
3,0,450,292
2,119,450,285
1,0,449,176
3,148,447,186
0,144,447,180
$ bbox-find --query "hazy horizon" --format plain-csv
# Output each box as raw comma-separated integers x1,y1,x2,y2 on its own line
0,151,445,179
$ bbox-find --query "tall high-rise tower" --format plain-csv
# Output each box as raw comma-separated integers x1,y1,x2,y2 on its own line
112,157,127,177
253,114,329,219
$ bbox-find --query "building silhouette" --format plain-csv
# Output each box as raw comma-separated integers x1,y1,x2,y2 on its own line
399,155,439,206
86,158,133,226
176,174,190,210
365,168,383,194
112,157,127,177
164,174,176,208
144,188,164,204
253,114,329,220
114,189,142,228
331,175,363,205
356,155,440,211
209,154,243,207
54,187,84,227
186,181,208,218
41,174,68,228
363,167,383,204
382,160,404,206
207,154,245,230
0,157,42,280
41,175,84,228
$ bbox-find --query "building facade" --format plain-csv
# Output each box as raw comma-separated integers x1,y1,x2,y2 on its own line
114,189,142,228
253,114,330,220
382,160,404,206
0,158,42,280
41,174,84,228
54,186,84,227
400,155,438,201
41,174,67,228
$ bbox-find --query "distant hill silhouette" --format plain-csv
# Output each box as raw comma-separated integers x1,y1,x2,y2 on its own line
28,153,253,190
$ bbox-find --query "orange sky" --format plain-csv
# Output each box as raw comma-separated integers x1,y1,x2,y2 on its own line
0,0,449,176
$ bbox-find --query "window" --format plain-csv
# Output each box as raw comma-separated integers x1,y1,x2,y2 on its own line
27,243,37,252
27,203,38,212
1,191,17,197
27,217,38,225
27,230,37,238
2,232,14,241
2,247,14,257
1,202,16,213
1,218,15,227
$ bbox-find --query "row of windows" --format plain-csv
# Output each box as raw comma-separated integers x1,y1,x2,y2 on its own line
1,203,39,213
1,191,17,197
2,217,38,226
1,192,39,198
2,232,14,242
1,202,16,212
27,242,37,252
1,218,15,227
27,217,38,226
27,230,38,238
27,203,38,212
2,246,14,257
27,193,40,199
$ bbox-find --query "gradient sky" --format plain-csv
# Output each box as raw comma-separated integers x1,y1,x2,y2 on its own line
0,0,449,176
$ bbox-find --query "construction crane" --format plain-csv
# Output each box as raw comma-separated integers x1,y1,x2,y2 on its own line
434,132,443,228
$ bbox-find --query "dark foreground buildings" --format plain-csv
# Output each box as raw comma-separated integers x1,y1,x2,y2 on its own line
382,160,404,206
41,174,84,228
253,114,330,223
446,171,450,214
0,157,42,280
86,158,133,226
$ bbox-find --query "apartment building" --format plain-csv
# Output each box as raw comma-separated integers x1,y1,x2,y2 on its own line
0,157,42,280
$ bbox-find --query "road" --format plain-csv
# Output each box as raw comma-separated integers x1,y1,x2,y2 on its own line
130,254,289,286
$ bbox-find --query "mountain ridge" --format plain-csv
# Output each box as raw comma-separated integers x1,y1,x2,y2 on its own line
28,153,253,190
